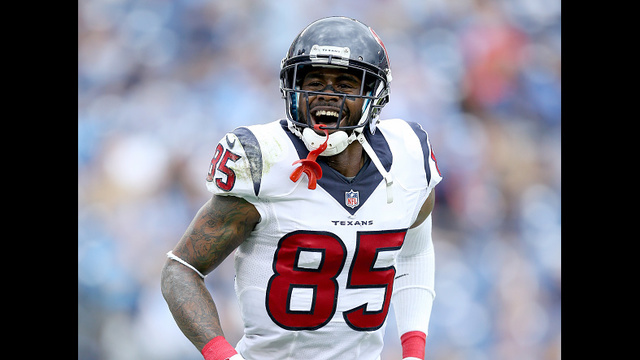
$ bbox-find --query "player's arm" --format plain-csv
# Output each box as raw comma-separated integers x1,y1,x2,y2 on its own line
392,190,436,360
160,194,260,358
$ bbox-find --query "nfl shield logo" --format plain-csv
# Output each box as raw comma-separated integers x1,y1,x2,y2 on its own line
345,189,360,209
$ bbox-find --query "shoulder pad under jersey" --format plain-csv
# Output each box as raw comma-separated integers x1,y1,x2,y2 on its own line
376,119,442,194
205,120,300,200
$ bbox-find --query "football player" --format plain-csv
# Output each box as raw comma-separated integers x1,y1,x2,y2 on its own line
161,16,442,360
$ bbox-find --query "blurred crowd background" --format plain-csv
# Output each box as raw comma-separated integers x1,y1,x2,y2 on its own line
78,0,561,359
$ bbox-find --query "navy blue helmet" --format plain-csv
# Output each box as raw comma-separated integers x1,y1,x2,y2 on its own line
280,16,392,133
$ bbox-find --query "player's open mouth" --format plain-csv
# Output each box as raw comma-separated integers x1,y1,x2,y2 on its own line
311,107,348,128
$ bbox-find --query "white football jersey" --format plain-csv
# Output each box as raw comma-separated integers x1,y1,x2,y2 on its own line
205,119,442,360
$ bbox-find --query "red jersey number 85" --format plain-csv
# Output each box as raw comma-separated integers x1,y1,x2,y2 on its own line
266,229,406,331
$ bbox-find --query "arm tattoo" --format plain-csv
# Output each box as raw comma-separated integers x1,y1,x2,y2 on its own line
161,195,259,351
178,195,259,273
161,266,223,349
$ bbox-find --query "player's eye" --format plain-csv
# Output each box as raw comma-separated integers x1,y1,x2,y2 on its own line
336,83,357,93
302,81,324,91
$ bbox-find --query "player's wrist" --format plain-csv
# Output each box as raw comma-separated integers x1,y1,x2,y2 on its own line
201,336,244,360
401,331,426,360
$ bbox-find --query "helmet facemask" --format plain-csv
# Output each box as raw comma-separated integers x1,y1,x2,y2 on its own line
279,17,392,158
280,17,397,201
281,59,390,137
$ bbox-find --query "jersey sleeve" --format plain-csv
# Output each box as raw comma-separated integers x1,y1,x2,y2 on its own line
205,128,261,202
407,121,443,195
377,119,443,196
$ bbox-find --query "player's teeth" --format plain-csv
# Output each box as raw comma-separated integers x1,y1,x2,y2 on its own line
315,110,339,118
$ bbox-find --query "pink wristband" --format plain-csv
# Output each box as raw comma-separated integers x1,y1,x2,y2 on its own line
401,331,426,359
201,336,238,360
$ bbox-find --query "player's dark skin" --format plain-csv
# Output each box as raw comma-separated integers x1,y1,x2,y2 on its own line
160,67,435,351
300,67,369,178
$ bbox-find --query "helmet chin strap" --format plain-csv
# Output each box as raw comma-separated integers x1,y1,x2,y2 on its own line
301,127,358,156
356,131,394,203
288,121,394,203
289,98,372,157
